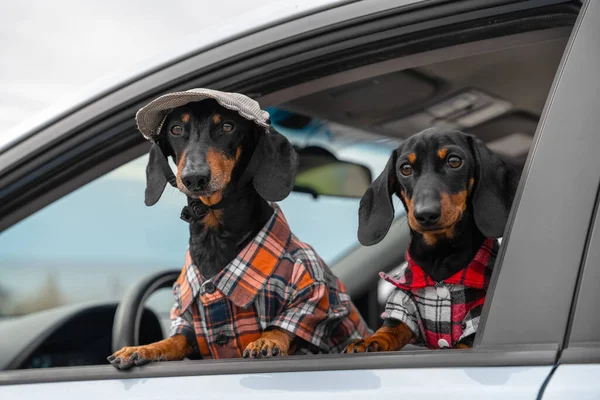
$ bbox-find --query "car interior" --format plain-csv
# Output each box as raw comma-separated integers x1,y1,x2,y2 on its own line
276,34,568,329
0,4,577,371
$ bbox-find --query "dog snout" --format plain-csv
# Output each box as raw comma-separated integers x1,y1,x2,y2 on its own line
413,192,441,226
181,165,211,192
414,203,441,226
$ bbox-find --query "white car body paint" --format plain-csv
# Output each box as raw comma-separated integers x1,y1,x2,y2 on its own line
0,366,552,399
541,365,600,399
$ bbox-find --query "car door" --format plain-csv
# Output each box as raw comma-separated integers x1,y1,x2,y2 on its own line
540,4,600,388
1,0,597,398
543,188,600,399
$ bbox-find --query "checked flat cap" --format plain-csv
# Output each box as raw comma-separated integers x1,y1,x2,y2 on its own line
136,88,271,140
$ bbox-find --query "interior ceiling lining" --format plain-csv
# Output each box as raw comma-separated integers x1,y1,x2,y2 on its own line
279,35,568,143
287,70,440,127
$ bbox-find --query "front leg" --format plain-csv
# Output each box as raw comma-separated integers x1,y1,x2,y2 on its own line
345,319,413,353
243,327,294,358
108,334,192,370
455,333,475,349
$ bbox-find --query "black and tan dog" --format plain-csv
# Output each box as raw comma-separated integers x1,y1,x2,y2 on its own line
345,128,518,353
108,93,368,369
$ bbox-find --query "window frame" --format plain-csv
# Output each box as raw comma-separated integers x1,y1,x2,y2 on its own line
1,0,596,386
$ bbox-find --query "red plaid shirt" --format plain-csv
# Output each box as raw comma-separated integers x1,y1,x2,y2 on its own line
170,204,370,359
380,238,498,349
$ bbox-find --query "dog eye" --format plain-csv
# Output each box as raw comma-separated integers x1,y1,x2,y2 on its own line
400,163,413,176
170,125,183,136
447,156,462,168
222,123,235,133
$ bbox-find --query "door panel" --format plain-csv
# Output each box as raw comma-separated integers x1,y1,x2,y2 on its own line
542,365,600,399
0,367,552,400
533,0,600,397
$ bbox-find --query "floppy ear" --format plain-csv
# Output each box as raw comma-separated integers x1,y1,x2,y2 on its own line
358,148,400,246
144,144,168,206
253,126,299,201
467,135,519,238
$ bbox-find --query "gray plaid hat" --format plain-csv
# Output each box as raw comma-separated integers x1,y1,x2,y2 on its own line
135,88,271,141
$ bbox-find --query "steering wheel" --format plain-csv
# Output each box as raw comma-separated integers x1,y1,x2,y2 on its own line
111,270,181,353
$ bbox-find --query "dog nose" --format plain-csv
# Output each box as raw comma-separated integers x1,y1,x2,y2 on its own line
414,204,441,226
181,167,211,191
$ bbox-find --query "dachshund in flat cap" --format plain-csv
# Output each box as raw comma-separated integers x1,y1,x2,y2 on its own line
108,92,369,369
345,128,518,353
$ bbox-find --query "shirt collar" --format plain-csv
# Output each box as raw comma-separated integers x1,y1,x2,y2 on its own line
179,204,291,311
380,238,497,290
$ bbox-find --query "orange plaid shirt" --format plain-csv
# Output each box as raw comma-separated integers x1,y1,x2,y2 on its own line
170,204,370,359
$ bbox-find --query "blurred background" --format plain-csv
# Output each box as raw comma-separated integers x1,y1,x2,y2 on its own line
0,0,333,144
0,0,346,318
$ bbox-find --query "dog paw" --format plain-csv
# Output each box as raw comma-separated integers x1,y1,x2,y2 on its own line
107,346,167,370
243,338,286,359
344,337,390,353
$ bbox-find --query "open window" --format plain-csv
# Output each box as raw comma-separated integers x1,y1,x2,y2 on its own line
258,6,575,333
2,0,597,387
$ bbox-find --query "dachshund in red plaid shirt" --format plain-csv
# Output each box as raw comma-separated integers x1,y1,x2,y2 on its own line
108,90,369,369
345,128,518,353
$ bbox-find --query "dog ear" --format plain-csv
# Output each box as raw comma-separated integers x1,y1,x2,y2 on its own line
253,126,299,201
358,148,400,246
467,135,519,238
144,144,169,206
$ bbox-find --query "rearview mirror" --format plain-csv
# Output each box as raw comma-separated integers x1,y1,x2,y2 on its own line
294,146,372,198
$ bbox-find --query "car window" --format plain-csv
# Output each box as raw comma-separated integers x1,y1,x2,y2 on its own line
0,111,398,320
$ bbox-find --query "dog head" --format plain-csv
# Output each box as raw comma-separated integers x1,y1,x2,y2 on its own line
358,128,519,246
144,99,298,206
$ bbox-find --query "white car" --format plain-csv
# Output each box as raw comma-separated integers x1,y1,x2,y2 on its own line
0,0,599,398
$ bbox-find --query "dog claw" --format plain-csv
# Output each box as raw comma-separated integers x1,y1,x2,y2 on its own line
134,357,150,366
134,359,148,366
120,361,135,370
243,350,250,358
261,348,269,357
367,342,379,352
272,347,280,357
130,352,151,366
251,349,258,358
113,357,134,370
107,355,116,363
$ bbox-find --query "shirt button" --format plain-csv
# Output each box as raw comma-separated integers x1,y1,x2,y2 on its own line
215,333,228,346
204,282,216,294
436,286,450,299
438,339,450,349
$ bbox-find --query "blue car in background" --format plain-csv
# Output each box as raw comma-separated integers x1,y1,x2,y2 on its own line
1,0,599,398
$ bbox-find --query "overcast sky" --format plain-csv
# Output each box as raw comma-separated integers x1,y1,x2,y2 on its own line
0,0,336,144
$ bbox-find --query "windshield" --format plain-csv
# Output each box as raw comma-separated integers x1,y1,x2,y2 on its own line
0,110,402,318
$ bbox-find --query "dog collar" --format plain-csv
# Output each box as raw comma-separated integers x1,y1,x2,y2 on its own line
380,238,497,290
179,187,251,224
